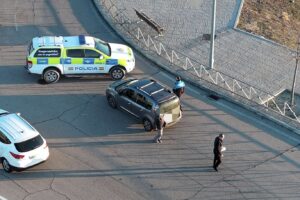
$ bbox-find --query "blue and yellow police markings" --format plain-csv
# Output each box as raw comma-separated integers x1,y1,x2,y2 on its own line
60,58,71,64
83,58,95,64
106,59,118,65
37,58,48,64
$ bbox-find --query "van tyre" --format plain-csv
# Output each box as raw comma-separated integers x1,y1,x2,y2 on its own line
110,67,125,80
107,95,117,108
43,68,60,84
143,118,153,132
2,158,12,173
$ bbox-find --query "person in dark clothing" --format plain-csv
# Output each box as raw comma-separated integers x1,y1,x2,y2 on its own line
173,76,185,99
153,114,166,143
213,133,225,171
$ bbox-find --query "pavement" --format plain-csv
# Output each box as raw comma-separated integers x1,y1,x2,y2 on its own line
96,0,298,95
0,0,300,199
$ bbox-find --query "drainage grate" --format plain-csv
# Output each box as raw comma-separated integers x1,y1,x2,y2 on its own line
208,94,220,101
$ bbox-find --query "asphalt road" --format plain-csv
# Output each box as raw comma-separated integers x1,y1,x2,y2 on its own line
0,0,300,200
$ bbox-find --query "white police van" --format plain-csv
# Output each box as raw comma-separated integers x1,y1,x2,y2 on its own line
26,35,135,83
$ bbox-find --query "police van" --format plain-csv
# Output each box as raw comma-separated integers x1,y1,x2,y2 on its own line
25,35,135,83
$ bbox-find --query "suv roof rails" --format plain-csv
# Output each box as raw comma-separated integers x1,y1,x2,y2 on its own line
150,88,164,95
140,81,155,89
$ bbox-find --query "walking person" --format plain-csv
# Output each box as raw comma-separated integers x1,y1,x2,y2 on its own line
173,76,185,99
153,114,166,143
213,133,226,172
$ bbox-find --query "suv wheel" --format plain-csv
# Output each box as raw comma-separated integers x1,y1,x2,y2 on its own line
143,118,153,132
110,67,125,80
2,158,12,173
107,95,117,108
43,68,60,84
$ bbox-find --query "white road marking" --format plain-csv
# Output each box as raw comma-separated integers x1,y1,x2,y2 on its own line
14,0,18,31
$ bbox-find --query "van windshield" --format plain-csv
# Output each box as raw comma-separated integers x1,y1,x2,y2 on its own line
15,135,44,152
94,38,111,56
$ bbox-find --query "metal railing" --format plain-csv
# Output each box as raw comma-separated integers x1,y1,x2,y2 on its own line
95,0,300,127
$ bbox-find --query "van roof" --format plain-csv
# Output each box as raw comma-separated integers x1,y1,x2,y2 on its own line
32,35,95,49
0,113,39,143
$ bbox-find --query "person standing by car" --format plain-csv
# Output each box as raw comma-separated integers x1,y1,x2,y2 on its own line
153,114,166,143
213,133,226,172
173,76,185,99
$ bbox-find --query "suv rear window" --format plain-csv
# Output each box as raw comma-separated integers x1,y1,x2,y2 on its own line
14,135,44,152
159,97,180,113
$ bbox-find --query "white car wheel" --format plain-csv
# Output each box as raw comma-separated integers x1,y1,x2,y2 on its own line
110,67,125,80
43,69,60,84
2,159,12,173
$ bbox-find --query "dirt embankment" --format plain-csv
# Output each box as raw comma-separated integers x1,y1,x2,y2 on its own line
237,0,300,49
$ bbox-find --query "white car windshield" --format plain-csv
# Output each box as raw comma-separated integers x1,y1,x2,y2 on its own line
94,38,111,56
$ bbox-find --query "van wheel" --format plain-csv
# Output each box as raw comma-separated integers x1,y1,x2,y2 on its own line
143,118,153,132
107,95,117,108
43,68,60,84
110,67,125,80
2,158,12,173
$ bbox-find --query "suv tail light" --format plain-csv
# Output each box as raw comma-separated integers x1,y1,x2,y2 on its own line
10,152,25,159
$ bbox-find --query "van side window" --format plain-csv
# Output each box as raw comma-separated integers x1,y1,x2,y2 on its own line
0,131,11,144
67,49,84,58
34,48,61,57
84,49,101,58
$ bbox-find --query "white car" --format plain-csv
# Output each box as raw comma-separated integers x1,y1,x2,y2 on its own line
0,109,49,172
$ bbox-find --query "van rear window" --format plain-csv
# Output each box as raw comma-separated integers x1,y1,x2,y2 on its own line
15,135,44,152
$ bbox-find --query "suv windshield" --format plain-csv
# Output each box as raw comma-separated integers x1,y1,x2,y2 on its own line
15,135,44,152
94,38,111,56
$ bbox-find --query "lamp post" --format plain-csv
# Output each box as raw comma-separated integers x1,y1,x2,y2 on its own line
209,0,216,69
290,35,300,107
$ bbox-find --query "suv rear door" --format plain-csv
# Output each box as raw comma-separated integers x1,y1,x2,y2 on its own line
134,92,153,119
118,88,139,117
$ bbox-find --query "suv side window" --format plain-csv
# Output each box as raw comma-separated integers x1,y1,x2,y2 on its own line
34,48,61,57
136,93,153,110
84,49,101,58
0,131,11,144
121,89,136,101
67,49,84,58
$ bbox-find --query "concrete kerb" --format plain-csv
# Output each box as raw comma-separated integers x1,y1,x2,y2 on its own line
233,0,245,28
92,0,300,135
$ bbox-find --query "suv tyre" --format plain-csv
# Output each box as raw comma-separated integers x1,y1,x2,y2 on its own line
107,95,117,108
143,118,153,132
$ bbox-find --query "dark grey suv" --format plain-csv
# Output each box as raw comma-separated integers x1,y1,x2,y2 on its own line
106,78,182,131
